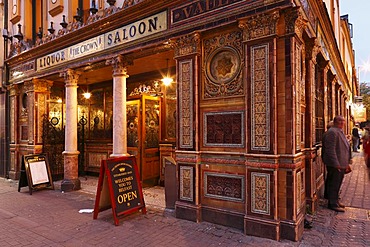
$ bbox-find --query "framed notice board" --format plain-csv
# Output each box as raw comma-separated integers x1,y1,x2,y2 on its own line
93,156,146,225
18,154,54,195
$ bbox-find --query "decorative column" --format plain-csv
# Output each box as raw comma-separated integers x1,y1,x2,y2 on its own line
24,79,52,153
60,69,81,191
106,55,132,157
170,32,201,222
7,84,20,179
303,38,320,213
239,9,281,241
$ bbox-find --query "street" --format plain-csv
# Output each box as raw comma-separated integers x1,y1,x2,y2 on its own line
0,151,369,247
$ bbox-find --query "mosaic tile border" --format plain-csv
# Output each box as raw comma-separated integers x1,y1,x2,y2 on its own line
203,111,245,147
251,172,270,215
251,43,270,151
179,59,194,149
204,172,245,202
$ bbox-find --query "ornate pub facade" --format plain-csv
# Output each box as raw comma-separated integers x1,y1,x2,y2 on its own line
1,0,358,241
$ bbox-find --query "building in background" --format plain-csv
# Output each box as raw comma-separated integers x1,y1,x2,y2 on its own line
0,0,359,241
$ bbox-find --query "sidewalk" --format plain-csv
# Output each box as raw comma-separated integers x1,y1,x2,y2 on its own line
0,152,369,246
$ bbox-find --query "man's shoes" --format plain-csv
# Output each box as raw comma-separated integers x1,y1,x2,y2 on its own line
338,202,345,208
328,205,345,212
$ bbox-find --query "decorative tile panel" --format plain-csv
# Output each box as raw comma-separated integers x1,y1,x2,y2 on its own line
10,97,15,143
180,166,194,202
296,43,302,150
251,44,270,151
251,172,270,215
37,94,47,144
296,170,303,214
179,59,194,149
203,111,244,147
204,172,244,202
203,31,243,99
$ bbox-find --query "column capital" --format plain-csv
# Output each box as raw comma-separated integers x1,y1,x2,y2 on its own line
106,55,133,77
7,84,20,96
60,69,82,87
283,7,307,39
238,10,280,41
305,38,320,63
170,32,201,58
24,79,53,93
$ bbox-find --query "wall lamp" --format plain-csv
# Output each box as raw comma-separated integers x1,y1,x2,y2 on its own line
161,58,173,86
2,28,13,42
13,24,23,41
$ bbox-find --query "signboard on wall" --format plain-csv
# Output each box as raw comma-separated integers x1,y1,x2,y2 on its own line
353,105,367,122
93,156,146,226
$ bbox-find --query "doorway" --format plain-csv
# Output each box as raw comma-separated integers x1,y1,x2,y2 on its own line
127,94,161,187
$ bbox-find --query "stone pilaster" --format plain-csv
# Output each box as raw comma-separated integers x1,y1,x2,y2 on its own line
106,55,132,157
60,69,81,191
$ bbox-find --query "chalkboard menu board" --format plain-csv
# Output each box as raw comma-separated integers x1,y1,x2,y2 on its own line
18,154,54,195
93,156,146,225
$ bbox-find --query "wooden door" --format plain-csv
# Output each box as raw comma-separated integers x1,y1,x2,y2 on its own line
141,95,161,187
127,95,161,187
127,99,142,180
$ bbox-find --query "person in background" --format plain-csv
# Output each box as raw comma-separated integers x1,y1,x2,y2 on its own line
362,126,370,167
322,120,334,201
322,116,351,212
352,125,360,152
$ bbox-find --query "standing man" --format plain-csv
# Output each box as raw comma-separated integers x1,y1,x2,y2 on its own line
322,115,351,212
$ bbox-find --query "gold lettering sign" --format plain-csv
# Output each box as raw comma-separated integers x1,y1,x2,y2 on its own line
36,11,167,71
105,11,167,49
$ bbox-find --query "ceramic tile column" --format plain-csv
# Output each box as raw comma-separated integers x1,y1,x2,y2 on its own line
106,55,132,157
60,69,81,191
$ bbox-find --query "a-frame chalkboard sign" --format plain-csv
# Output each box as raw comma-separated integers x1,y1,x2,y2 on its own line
18,154,54,195
93,156,146,226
